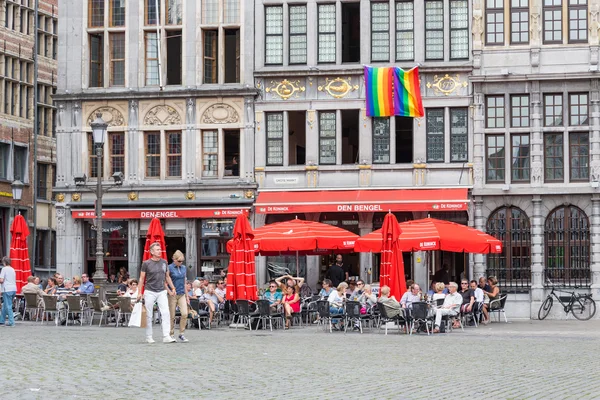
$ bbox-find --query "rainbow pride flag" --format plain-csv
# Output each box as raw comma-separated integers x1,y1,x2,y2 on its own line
393,67,424,118
364,66,395,117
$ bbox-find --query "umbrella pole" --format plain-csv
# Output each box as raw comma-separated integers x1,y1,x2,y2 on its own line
296,251,299,276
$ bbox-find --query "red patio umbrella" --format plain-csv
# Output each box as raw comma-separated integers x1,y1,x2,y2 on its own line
355,217,502,254
10,214,31,293
379,213,406,300
142,218,167,261
226,215,257,301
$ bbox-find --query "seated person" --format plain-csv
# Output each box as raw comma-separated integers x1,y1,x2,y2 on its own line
471,280,484,303
327,282,348,329
77,274,95,294
44,277,57,295
400,284,422,309
191,280,203,298
56,279,75,300
120,280,139,311
346,280,357,297
433,282,463,333
358,284,377,308
282,286,300,329
427,280,449,297
199,283,222,325
107,274,117,283
377,285,402,318
72,276,82,292
34,276,43,290
215,279,227,303
318,279,334,299
263,280,283,310
431,282,447,305
186,281,195,299
22,275,45,307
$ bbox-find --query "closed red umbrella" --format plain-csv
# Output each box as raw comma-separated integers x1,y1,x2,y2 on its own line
379,213,406,300
142,218,167,261
10,214,31,293
226,215,257,301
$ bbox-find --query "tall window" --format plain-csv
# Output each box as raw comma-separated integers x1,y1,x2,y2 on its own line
318,4,336,63
545,206,590,286
486,96,505,128
110,0,126,27
167,131,182,177
424,1,444,60
145,132,161,178
426,109,444,162
511,134,530,182
167,0,182,25
202,130,218,177
485,0,504,45
37,163,48,200
396,1,414,61
449,0,468,59
14,146,27,182
569,133,589,181
569,93,589,126
110,33,125,86
510,95,529,127
371,2,390,62
544,94,563,127
145,0,160,25
88,134,99,178
266,113,284,166
109,132,125,175
486,135,505,182
89,34,103,87
373,118,390,164
145,32,159,86
289,5,307,65
203,0,219,24
544,133,563,181
510,0,529,44
89,0,105,27
543,0,562,43
487,206,531,289
224,0,240,24
568,0,588,43
203,30,217,84
450,108,468,162
265,6,283,65
0,144,8,179
319,112,336,165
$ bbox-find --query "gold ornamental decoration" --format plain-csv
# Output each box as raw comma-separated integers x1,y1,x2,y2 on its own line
426,74,468,96
71,193,81,202
55,193,65,202
185,191,195,200
265,79,305,100
318,77,359,99
128,192,138,201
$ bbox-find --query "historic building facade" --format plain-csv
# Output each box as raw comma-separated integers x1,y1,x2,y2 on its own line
0,0,58,275
252,0,475,290
54,0,256,280
472,0,600,317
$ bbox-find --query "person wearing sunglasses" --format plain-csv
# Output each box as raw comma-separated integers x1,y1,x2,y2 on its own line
168,250,189,343
263,280,283,310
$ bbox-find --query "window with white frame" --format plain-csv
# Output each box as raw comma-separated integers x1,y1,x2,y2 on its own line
266,113,284,166
167,131,182,178
109,132,125,176
510,95,529,128
201,0,240,84
426,109,444,162
486,96,505,128
372,118,390,164
88,0,126,88
449,0,468,59
319,112,336,165
202,130,218,177
396,1,414,61
450,108,468,162
371,2,390,62
265,6,283,65
289,5,307,65
145,132,161,178
318,4,336,63
424,1,444,60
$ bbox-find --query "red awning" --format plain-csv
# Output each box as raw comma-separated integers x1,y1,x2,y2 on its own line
71,208,249,219
254,188,468,214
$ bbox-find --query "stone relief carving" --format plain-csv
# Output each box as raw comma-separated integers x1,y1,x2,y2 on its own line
143,105,182,125
72,102,80,127
591,4,600,45
426,74,468,96
530,13,541,43
244,97,254,128
265,79,306,100
201,104,240,124
129,100,138,121
87,106,125,127
531,162,542,184
57,103,64,127
186,98,195,123
472,10,484,49
592,162,600,182
56,208,66,230
473,164,484,185
318,77,359,99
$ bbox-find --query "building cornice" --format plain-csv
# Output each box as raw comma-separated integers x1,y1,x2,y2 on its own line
53,86,259,101
470,71,599,83
254,64,474,78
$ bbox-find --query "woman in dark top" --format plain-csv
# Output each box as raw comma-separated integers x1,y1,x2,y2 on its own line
482,276,500,324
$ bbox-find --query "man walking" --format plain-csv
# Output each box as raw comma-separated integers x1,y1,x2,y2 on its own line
137,243,176,343
0,257,17,326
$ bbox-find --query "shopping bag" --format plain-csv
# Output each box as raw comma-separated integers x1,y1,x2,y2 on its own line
129,302,143,327
140,304,147,328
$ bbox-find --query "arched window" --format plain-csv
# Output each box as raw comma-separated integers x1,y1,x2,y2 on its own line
486,207,531,288
545,205,590,286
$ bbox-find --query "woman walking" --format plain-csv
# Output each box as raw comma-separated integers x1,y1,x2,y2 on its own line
168,250,189,342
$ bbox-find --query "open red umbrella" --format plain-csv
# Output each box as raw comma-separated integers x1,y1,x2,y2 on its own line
226,215,257,301
379,213,406,300
10,214,31,293
355,217,502,254
143,218,167,261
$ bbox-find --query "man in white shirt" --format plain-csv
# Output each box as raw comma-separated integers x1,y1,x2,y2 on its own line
400,284,421,309
0,257,17,326
470,280,485,303
433,282,463,333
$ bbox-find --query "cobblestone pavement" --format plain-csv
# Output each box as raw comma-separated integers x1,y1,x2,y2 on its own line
1,318,600,400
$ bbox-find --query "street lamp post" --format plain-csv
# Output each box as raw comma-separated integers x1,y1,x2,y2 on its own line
90,113,108,284
11,180,23,216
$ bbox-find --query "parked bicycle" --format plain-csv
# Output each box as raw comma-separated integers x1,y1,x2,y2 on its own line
538,280,596,320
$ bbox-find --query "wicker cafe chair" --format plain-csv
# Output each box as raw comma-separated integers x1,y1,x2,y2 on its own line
23,293,42,322
41,295,61,325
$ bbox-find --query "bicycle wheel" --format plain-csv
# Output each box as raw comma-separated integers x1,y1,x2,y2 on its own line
572,297,596,321
538,296,553,320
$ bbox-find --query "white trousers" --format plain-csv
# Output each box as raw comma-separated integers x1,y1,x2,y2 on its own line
144,290,171,339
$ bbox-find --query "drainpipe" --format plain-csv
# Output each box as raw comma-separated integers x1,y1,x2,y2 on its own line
155,0,163,89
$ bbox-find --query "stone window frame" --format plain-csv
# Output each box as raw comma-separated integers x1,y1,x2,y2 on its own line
265,112,284,167
371,1,390,62
449,0,469,60
449,107,468,162
372,117,390,164
318,111,337,165
289,4,308,65
542,0,562,44
424,0,444,61
395,0,414,61
486,95,505,129
425,108,445,163
509,0,529,45
317,3,336,64
484,0,504,46
485,134,505,183
264,5,284,65
510,133,530,182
